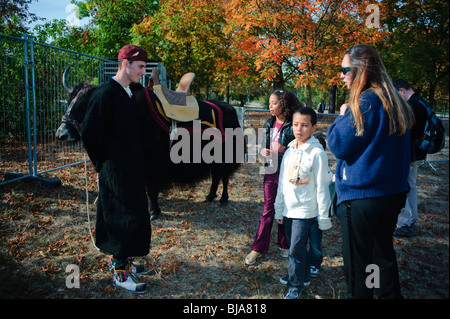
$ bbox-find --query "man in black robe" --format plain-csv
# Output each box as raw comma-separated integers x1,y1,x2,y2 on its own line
81,45,150,293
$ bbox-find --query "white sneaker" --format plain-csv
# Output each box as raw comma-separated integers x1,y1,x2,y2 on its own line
310,266,320,278
280,248,289,258
113,270,146,294
280,276,310,287
245,251,262,265
284,288,300,299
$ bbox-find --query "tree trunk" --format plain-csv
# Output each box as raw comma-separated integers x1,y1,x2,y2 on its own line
329,85,337,113
306,84,313,108
428,82,436,109
273,65,285,90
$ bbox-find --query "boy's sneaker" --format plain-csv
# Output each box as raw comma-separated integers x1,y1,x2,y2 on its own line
113,270,146,294
280,248,289,258
280,276,310,287
393,225,415,238
310,266,320,278
284,288,300,299
280,276,288,285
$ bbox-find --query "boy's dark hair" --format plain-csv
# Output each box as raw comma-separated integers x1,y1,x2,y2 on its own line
294,106,318,126
393,78,412,91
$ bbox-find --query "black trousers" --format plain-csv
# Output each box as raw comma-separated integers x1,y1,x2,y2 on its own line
339,192,406,299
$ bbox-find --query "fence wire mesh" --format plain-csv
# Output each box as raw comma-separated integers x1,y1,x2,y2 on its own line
1,34,32,183
31,40,113,177
1,34,448,186
1,34,114,185
242,108,448,170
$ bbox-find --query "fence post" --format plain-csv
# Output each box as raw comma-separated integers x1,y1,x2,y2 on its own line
26,33,39,177
1,34,112,186
23,33,34,178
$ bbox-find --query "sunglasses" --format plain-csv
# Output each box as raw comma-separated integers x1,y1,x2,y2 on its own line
341,66,352,75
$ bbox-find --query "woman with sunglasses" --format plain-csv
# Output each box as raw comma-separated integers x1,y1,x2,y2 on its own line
327,44,414,298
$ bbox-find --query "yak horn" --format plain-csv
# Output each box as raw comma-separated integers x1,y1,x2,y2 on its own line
63,66,74,93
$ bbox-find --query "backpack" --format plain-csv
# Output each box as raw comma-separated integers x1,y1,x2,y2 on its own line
415,99,445,154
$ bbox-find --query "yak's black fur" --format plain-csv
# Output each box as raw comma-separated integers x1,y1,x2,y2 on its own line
56,82,243,220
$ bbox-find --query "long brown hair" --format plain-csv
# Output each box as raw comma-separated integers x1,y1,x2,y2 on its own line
345,45,414,136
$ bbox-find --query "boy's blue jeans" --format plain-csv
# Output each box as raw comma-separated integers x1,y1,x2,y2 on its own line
309,218,323,269
284,217,316,289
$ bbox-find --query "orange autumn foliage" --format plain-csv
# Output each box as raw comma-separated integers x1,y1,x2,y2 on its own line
223,0,388,89
132,0,388,91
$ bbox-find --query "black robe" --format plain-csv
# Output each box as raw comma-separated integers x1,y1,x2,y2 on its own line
81,78,151,257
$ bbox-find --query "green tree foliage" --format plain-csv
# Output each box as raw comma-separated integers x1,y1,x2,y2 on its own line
4,0,448,108
131,0,230,97
73,0,159,58
0,0,41,36
381,0,449,108
33,19,94,52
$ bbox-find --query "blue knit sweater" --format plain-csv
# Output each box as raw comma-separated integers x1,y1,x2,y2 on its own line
327,90,410,205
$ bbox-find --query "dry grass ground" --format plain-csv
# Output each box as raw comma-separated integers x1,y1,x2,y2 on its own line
0,158,448,302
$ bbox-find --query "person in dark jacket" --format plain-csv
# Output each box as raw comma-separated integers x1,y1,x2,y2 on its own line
245,89,300,265
81,45,150,293
393,79,428,237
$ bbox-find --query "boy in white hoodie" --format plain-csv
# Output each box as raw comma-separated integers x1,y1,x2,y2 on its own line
275,107,332,299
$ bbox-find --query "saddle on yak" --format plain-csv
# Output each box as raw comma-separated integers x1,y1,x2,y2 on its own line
150,68,198,122
145,68,225,142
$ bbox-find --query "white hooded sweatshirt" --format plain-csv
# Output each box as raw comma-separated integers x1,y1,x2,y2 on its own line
274,136,332,230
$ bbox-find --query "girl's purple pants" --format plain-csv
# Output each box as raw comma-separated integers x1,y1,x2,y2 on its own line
251,172,288,254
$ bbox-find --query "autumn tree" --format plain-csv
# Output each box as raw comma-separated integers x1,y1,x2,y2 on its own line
131,0,233,98
213,19,264,105
224,0,387,107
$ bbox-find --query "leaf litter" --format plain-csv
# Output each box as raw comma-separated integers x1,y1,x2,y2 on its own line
0,158,448,299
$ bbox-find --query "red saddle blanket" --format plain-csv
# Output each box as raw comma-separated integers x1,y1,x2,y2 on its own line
144,88,225,142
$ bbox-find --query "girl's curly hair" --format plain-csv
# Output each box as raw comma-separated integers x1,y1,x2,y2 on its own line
271,89,301,121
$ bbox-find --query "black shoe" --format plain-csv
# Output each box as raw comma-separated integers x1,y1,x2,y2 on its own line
393,225,415,237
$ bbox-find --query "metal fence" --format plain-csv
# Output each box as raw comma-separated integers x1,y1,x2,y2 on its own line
1,34,448,186
0,33,115,186
241,108,449,170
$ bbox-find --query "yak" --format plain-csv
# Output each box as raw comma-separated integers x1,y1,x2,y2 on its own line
56,67,245,221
